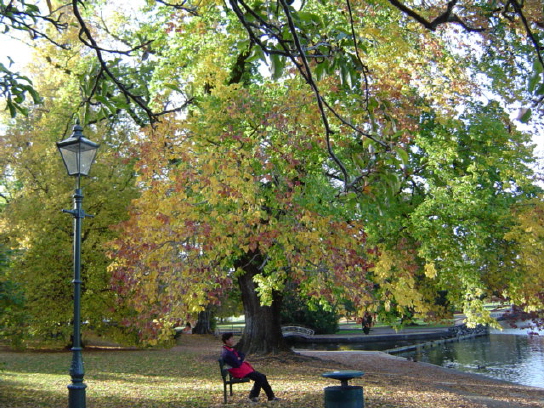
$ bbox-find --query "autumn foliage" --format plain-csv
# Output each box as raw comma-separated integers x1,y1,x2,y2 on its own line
1,0,544,348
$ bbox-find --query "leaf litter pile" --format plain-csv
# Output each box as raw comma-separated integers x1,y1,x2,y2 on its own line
1,335,543,407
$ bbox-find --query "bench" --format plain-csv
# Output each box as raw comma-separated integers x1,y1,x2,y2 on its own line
218,358,251,403
215,327,244,336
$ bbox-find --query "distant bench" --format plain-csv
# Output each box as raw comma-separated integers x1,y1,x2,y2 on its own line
215,327,244,336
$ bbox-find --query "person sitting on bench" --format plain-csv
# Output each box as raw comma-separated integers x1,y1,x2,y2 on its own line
220,332,281,403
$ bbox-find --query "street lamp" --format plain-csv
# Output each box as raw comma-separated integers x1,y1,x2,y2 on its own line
57,119,99,408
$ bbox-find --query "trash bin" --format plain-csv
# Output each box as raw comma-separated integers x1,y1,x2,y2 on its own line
324,385,363,408
322,370,364,408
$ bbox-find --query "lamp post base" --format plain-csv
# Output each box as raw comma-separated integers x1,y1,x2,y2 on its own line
68,383,87,408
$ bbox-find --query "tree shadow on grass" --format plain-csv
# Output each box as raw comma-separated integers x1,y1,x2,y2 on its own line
0,380,66,408
1,376,328,408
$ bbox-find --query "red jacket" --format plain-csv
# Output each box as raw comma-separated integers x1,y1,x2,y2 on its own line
221,345,254,378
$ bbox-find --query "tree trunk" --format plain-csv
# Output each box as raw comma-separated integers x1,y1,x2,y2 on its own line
234,252,288,354
193,307,214,334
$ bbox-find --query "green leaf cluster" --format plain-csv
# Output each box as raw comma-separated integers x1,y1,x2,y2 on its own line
0,62,41,117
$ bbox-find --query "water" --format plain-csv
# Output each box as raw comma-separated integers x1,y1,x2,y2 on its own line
291,338,420,351
293,324,544,388
395,327,544,388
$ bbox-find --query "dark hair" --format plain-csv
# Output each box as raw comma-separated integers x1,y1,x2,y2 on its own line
221,332,233,343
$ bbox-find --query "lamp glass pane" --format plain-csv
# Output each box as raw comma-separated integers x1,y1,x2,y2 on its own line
59,146,78,176
79,148,98,175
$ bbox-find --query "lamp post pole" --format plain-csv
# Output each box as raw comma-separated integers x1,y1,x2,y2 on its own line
64,178,87,408
57,119,99,408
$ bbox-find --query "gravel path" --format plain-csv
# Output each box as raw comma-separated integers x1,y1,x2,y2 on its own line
295,350,544,408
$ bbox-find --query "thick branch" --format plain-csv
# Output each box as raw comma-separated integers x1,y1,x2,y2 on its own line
388,0,486,32
155,0,199,16
508,0,544,73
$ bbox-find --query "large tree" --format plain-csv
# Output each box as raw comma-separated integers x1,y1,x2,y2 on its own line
105,1,542,353
109,83,374,352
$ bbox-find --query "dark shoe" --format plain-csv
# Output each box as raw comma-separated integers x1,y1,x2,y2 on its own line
249,397,259,403
268,397,281,402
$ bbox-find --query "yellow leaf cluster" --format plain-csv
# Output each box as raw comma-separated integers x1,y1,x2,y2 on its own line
503,196,544,311
371,244,433,317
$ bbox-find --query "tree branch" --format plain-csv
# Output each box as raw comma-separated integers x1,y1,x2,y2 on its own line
277,0,351,191
508,0,544,74
0,0,69,48
155,0,199,16
387,0,486,32
73,0,155,122
345,0,370,109
228,0,391,192
72,0,192,125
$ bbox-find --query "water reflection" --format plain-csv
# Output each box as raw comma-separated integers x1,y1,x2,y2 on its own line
396,333,544,388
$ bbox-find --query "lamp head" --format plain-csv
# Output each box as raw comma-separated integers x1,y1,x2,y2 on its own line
57,120,99,177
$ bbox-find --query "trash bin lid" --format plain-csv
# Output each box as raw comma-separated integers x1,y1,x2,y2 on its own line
322,370,364,384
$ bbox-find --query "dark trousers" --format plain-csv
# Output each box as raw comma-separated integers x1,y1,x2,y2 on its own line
245,371,275,400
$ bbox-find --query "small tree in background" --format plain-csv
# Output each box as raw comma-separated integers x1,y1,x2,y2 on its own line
0,246,26,349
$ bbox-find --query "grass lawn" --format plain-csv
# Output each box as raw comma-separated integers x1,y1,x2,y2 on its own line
2,333,540,408
1,335,369,408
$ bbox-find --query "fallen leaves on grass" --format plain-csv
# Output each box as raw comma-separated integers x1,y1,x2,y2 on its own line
1,335,543,408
